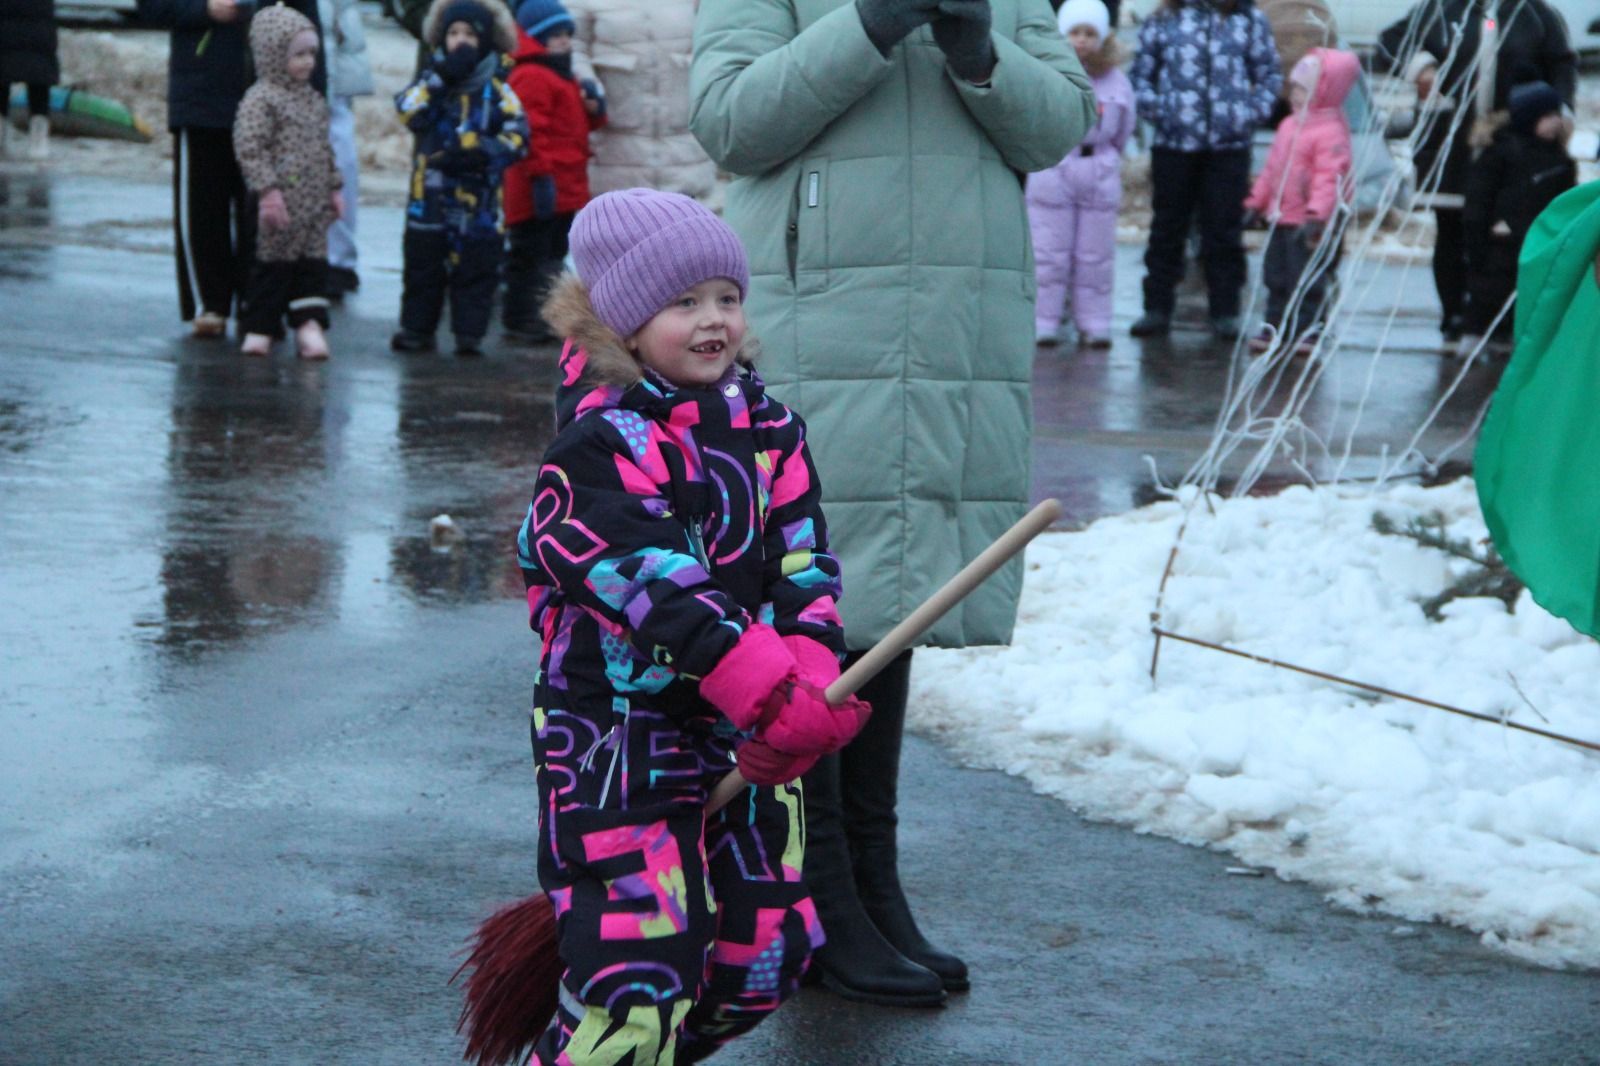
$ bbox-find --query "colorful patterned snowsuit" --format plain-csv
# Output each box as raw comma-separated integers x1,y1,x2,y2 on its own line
516,280,841,1064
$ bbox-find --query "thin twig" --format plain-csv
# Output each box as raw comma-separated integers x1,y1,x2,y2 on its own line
1151,627,1600,756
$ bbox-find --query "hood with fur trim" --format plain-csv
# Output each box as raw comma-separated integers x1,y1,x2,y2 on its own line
422,0,518,54
540,273,763,427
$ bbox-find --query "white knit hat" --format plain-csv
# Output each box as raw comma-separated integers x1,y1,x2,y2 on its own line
1057,0,1110,41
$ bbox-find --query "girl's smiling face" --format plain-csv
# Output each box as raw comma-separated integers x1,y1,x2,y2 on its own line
286,29,319,83
628,279,747,389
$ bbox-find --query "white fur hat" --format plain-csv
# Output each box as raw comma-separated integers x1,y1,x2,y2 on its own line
1057,0,1111,41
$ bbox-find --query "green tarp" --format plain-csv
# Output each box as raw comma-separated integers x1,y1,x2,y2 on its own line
1475,180,1600,638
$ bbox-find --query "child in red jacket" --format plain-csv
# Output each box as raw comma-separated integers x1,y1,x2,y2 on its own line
502,0,605,343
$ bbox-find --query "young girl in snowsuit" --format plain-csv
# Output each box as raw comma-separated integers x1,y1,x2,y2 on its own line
501,0,606,343
233,2,344,359
516,188,870,1065
1242,46,1359,356
391,0,527,356
1026,0,1133,348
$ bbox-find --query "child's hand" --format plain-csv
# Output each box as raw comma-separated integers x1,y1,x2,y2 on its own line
258,188,289,232
1302,221,1325,249
583,96,602,117
758,679,871,758
1414,65,1436,102
1491,220,1512,238
736,738,817,787
330,189,345,221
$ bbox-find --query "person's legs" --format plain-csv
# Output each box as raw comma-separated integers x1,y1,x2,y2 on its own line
503,219,548,335
326,96,361,290
1197,147,1251,321
238,257,291,346
1139,147,1203,321
182,127,250,321
1290,229,1340,342
676,781,821,1063
398,226,449,338
1260,225,1293,333
530,803,713,1065
1027,192,1075,340
1432,207,1466,337
800,751,946,1005
286,257,333,357
839,647,968,993
25,83,49,159
1071,200,1117,339
447,232,503,349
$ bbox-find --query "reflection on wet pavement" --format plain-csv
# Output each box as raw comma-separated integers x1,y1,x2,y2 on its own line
0,177,1504,664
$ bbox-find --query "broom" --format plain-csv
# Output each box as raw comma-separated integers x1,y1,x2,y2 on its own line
453,498,1064,1066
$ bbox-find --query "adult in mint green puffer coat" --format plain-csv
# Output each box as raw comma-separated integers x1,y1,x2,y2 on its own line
690,0,1094,651
690,0,1094,1009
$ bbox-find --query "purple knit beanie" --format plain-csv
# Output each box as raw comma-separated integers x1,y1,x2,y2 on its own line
570,189,750,339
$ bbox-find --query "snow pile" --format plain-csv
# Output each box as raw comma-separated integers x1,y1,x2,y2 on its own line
912,478,1600,968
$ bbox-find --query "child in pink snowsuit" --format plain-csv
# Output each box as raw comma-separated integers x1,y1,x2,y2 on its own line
1026,0,1134,348
1242,46,1359,355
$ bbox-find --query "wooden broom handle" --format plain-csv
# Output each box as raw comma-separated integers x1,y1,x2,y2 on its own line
707,498,1063,814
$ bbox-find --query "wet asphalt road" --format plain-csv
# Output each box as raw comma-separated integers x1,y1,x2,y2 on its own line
2,169,1596,1065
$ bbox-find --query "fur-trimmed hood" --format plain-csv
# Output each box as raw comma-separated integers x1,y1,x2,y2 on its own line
541,273,764,428
422,0,518,53
1080,36,1125,79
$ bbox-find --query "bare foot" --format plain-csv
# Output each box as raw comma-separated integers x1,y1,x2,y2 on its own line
296,321,330,360
241,333,272,356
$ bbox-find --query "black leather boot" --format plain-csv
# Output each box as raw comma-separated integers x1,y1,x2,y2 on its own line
801,748,946,1007
842,649,971,992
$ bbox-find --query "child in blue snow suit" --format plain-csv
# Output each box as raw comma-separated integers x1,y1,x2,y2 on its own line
1129,0,1281,340
390,0,527,356
516,188,871,1064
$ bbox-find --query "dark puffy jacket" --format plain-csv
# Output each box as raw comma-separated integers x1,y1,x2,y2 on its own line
1130,0,1282,152
0,0,59,88
135,0,324,130
518,277,846,728
1465,127,1576,253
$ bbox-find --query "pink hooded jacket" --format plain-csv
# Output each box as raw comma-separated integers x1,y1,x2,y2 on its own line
1243,47,1360,226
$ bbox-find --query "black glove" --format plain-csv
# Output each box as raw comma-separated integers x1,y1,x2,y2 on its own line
531,174,557,220
437,43,481,84
855,0,943,55
932,0,994,83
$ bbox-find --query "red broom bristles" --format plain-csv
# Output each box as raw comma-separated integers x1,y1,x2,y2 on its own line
452,892,563,1066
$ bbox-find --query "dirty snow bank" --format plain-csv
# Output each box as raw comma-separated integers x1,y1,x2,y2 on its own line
911,478,1600,969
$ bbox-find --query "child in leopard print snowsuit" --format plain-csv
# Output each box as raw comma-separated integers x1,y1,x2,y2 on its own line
233,2,344,359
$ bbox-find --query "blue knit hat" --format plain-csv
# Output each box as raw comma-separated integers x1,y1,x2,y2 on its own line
570,189,750,339
515,0,574,41
1508,80,1562,135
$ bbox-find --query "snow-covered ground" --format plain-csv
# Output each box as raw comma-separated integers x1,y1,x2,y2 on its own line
912,478,1600,970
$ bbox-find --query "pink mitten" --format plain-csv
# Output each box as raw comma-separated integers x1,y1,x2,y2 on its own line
699,623,797,732
781,634,842,684
760,679,871,757
736,738,818,787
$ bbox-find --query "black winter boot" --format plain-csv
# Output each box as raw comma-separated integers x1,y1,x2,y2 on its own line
801,748,946,1007
842,649,971,993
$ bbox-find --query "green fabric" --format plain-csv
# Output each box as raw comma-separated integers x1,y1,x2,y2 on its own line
690,0,1094,649
1474,180,1600,638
